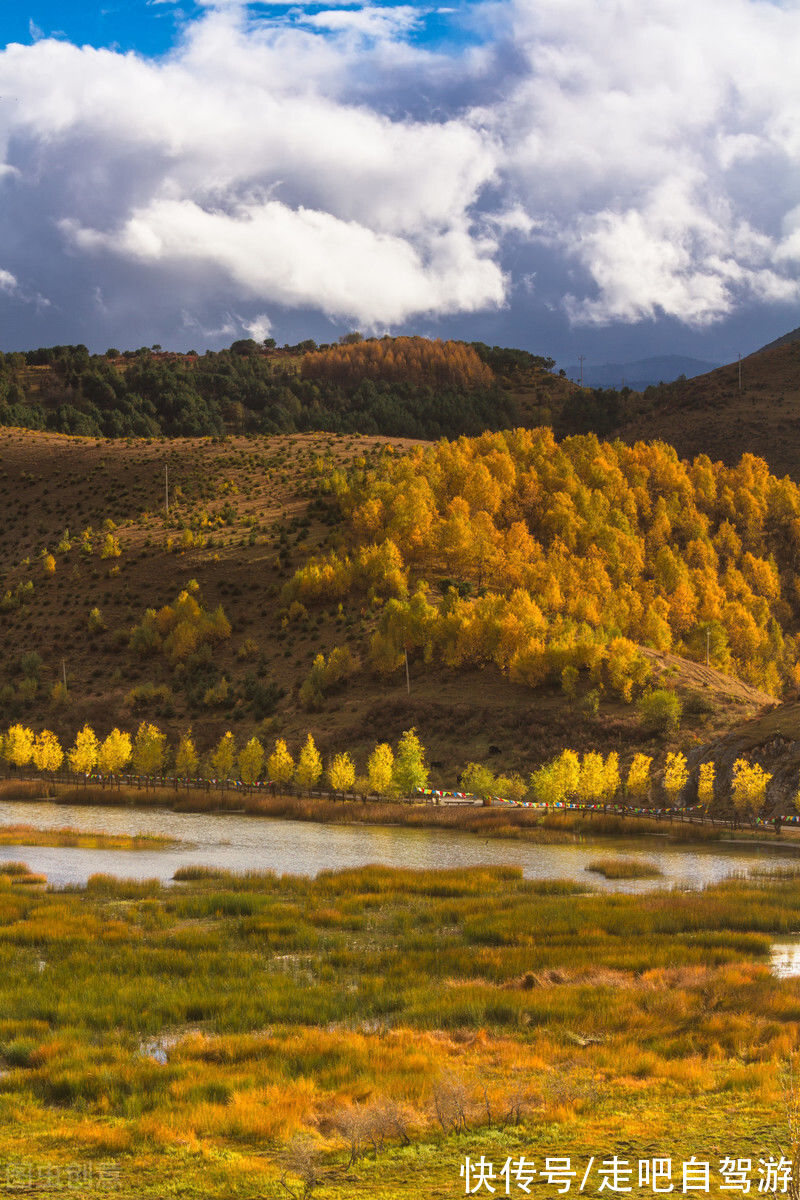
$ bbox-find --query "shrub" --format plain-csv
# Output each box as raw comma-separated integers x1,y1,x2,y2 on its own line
637,688,682,734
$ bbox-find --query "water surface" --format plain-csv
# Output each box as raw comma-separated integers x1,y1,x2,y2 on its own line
2,800,800,893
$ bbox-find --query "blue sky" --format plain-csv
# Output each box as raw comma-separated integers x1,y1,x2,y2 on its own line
2,1,484,57
0,0,798,368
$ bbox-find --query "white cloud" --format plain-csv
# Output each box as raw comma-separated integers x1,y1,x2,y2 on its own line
485,0,800,326
62,197,505,324
0,269,18,294
244,313,274,341
0,0,800,341
303,6,423,40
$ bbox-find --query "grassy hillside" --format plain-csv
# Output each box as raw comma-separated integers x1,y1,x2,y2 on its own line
612,337,800,477
0,425,781,791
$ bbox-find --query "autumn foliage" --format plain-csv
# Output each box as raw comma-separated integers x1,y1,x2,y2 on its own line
300,337,494,391
288,428,800,696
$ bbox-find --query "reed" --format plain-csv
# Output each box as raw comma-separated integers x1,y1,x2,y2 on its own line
585,857,664,879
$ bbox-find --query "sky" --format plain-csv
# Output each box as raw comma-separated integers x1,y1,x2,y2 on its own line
0,0,799,368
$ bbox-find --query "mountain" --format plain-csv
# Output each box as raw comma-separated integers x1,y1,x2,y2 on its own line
606,333,800,477
757,325,800,353
0,425,777,788
564,354,720,390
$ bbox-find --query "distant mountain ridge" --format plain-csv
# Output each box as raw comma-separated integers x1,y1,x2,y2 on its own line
565,354,720,390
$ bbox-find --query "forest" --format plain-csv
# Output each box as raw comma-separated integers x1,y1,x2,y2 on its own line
286,428,800,697
0,336,615,442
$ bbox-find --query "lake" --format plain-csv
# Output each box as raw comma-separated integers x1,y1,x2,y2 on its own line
2,799,800,892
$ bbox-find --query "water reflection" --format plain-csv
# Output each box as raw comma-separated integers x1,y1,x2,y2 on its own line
771,945,800,978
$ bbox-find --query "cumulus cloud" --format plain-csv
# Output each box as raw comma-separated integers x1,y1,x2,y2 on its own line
0,0,799,347
487,0,800,326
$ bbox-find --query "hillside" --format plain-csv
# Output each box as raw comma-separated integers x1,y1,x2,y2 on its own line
0,425,783,790
0,338,577,443
612,336,800,477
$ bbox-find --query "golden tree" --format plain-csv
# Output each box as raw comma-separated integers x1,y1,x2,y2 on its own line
131,722,167,777
392,728,428,796
268,739,294,786
327,752,355,794
175,731,199,778
210,732,236,781
295,734,322,790
68,724,99,776
32,729,63,774
238,737,264,785
367,743,395,796
579,752,606,804
98,728,132,775
4,724,34,768
731,758,772,820
626,753,653,801
697,761,715,809
663,752,689,808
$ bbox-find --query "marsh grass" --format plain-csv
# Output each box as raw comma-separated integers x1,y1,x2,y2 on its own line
585,857,664,879
0,864,794,1197
0,824,177,850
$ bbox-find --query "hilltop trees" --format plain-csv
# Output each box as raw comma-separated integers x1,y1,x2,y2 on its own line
301,336,494,391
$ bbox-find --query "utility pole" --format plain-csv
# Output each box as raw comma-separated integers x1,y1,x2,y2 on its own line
578,355,586,387
706,628,710,668
61,659,67,694
404,649,411,695
165,464,169,515
738,353,742,393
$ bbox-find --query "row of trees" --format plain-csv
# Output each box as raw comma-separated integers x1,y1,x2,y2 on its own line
0,720,782,818
0,723,430,797
289,428,800,695
529,749,778,820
